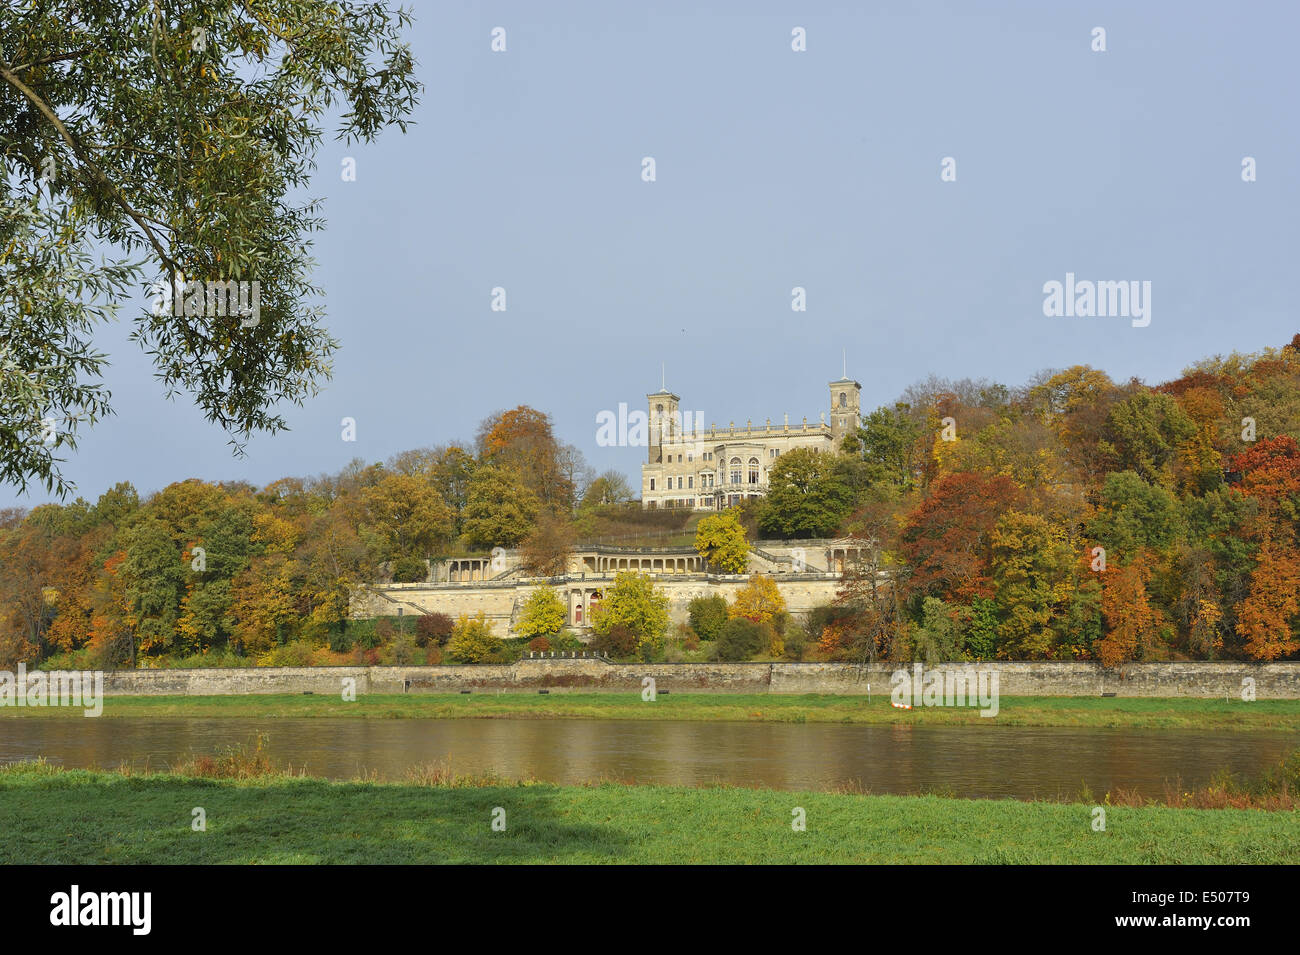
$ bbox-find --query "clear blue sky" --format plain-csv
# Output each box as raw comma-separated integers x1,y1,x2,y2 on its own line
8,0,1298,508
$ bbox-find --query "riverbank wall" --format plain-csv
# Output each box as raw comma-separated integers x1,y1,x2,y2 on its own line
95,660,1300,698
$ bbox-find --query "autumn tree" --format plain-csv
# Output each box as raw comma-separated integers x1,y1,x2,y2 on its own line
362,472,453,562
694,510,749,574
1235,536,1300,661
1229,435,1300,536
900,472,1019,604
461,465,540,548
581,470,635,508
519,514,575,577
1098,556,1164,667
591,572,669,660
516,588,567,640
990,511,1065,659
729,574,786,624
476,406,586,513
446,612,503,663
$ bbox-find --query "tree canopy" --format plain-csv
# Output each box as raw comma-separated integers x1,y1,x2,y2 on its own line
1,0,421,493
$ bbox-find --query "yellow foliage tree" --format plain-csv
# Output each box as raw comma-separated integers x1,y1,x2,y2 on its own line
728,573,785,624
729,574,786,655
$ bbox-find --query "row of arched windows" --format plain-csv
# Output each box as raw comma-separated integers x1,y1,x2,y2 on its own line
727,457,760,485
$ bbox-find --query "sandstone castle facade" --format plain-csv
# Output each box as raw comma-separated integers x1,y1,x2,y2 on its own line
641,376,862,509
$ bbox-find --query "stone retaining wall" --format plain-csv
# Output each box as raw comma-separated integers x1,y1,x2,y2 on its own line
98,660,1300,698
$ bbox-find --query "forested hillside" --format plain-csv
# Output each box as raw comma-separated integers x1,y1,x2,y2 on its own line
3,339,1299,669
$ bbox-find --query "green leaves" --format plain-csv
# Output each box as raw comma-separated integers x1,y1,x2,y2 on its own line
0,0,422,493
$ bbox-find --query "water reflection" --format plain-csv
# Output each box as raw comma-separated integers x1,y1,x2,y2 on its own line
0,718,1294,799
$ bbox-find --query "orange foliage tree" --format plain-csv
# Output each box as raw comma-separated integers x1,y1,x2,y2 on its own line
1234,536,1300,661
1098,555,1163,667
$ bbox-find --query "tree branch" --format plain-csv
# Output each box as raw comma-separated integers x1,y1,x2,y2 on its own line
0,59,179,274
9,48,95,73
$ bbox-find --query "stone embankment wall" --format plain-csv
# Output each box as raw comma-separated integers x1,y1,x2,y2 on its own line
99,660,1300,698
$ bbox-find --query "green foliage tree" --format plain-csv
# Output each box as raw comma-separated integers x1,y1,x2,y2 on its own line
391,556,428,583
1087,470,1184,564
0,0,421,493
910,597,963,664
687,594,728,641
990,511,1065,659
854,403,926,489
714,617,766,661
591,572,669,660
757,448,855,538
962,597,1001,660
1098,391,1196,486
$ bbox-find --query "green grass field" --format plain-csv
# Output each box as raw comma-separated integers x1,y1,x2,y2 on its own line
6,691,1300,730
0,763,1294,864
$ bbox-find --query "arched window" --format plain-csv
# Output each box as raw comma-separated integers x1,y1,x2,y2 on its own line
748,457,759,484
729,457,742,485
839,392,847,408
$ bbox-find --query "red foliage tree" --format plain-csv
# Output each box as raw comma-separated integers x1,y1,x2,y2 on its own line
899,472,1019,603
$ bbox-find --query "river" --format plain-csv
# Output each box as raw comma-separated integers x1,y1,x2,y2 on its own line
2,718,1295,798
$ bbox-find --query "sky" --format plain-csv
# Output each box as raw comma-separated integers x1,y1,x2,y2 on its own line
7,0,1299,509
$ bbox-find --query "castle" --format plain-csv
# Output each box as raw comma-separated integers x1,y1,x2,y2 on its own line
640,376,862,509
350,373,873,634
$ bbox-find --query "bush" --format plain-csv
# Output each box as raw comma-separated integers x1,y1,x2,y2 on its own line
258,641,319,667
425,645,443,664
782,626,808,661
592,624,639,659
687,595,728,641
446,612,504,663
527,636,551,652
547,632,586,653
806,603,857,640
327,621,353,653
415,612,454,647
392,556,429,583
387,632,418,665
715,618,766,661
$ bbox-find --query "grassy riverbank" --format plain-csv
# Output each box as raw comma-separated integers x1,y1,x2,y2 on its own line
0,760,1295,864
5,692,1300,730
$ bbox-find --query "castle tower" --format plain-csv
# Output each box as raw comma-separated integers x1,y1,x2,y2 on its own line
828,376,861,448
647,389,680,464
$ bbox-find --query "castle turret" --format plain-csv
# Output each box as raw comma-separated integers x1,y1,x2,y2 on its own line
829,377,861,448
647,389,680,464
